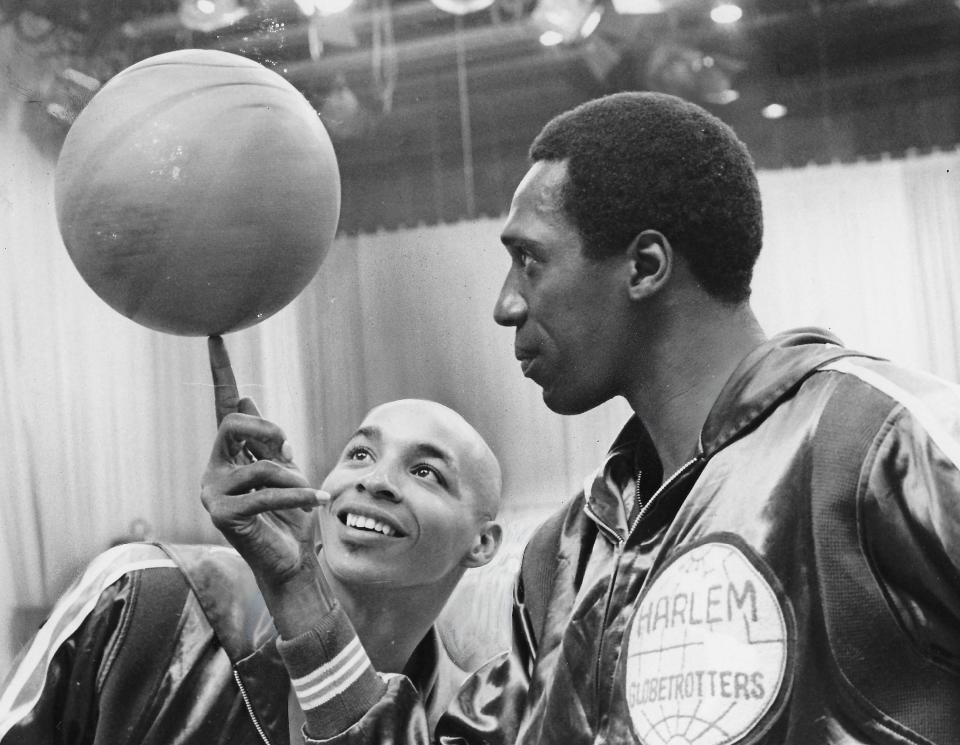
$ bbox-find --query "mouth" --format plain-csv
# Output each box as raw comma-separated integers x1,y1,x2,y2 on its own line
336,509,406,539
515,345,538,366
516,349,539,377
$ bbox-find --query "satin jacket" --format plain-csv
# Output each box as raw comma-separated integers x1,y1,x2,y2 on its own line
294,328,960,744
0,543,465,745
483,328,960,745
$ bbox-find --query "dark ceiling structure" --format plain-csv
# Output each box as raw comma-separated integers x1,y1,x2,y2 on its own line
4,0,960,232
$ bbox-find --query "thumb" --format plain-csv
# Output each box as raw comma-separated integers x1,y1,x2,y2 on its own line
238,397,262,417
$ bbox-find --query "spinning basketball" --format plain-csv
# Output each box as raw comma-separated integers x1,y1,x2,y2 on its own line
55,49,340,336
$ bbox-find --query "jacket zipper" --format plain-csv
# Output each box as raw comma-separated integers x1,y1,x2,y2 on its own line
628,454,701,537
583,501,624,545
592,454,702,725
234,669,273,745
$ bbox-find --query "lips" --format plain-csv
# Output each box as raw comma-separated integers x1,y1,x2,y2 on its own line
515,347,540,377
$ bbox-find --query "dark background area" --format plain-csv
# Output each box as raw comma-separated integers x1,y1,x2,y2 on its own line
5,0,959,233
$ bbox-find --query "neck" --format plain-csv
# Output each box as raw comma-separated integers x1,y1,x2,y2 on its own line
624,298,766,482
319,559,459,674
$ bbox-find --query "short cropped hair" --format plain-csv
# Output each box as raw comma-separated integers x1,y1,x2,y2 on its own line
530,92,763,304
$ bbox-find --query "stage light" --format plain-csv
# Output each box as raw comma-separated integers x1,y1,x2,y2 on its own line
710,3,742,24
539,30,564,45
532,0,604,45
178,0,249,31
645,43,742,106
610,0,667,13
703,88,739,104
762,103,788,119
580,8,603,37
43,68,101,126
429,0,496,14
295,0,356,15
317,77,365,139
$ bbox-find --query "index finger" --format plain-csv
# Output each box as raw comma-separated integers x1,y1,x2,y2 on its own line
208,335,240,427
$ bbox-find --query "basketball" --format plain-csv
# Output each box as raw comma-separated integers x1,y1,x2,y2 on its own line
54,49,340,336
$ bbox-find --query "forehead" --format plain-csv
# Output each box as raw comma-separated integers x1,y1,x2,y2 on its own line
508,160,568,217
355,402,471,463
501,160,580,249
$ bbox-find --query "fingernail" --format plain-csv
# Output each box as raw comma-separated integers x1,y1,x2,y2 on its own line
315,489,331,505
281,440,294,461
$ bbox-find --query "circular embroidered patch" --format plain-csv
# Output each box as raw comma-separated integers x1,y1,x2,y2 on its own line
624,540,791,745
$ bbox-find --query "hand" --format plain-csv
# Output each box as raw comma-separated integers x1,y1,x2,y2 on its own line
201,336,329,592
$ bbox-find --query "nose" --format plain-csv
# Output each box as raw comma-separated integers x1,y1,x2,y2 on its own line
494,267,527,327
357,465,401,502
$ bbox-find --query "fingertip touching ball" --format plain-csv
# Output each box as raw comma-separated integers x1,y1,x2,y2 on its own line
55,49,340,336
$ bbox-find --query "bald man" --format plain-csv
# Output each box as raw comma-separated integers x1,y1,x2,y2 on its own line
0,355,503,745
204,393,504,742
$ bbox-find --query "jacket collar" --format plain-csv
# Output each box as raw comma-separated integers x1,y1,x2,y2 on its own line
699,327,864,455
584,328,874,539
582,420,659,542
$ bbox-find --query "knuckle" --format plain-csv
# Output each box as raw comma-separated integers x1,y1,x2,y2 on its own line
221,412,245,429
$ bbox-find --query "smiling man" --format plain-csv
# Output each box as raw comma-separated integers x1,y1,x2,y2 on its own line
0,344,502,745
203,391,503,743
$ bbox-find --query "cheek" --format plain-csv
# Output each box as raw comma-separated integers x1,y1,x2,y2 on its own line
317,508,339,542
426,509,477,555
537,286,597,336
319,468,350,494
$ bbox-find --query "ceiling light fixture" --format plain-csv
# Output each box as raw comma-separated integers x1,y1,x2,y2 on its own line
429,0,496,15
539,29,565,45
610,0,667,13
295,0,357,16
532,0,604,45
762,103,788,119
178,0,249,31
710,3,742,24
645,43,743,105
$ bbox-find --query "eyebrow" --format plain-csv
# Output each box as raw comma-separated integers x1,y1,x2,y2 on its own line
349,425,380,442
412,442,455,468
501,235,542,255
349,426,456,468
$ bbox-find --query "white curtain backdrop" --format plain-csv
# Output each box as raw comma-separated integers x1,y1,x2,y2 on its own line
3,57,960,672
752,152,960,381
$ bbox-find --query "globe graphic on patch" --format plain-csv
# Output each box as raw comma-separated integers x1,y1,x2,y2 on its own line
624,541,790,745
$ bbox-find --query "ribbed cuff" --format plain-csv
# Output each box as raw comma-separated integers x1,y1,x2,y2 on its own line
276,603,387,739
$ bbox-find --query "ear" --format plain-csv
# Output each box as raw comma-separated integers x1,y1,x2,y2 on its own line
626,230,673,301
460,520,503,569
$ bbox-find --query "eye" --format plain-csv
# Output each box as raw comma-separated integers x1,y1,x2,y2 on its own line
508,244,536,270
412,464,445,486
346,445,372,462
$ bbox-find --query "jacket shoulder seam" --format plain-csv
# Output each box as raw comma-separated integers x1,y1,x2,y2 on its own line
822,358,960,473
95,567,141,695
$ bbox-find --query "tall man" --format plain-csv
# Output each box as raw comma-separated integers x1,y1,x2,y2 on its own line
244,91,960,744
487,90,960,744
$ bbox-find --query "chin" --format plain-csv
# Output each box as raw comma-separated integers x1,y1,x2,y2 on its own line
326,554,397,586
542,385,610,416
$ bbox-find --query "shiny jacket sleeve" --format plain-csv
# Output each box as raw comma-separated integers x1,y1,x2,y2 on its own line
822,357,960,671
276,587,534,744
0,544,183,744
859,377,960,669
